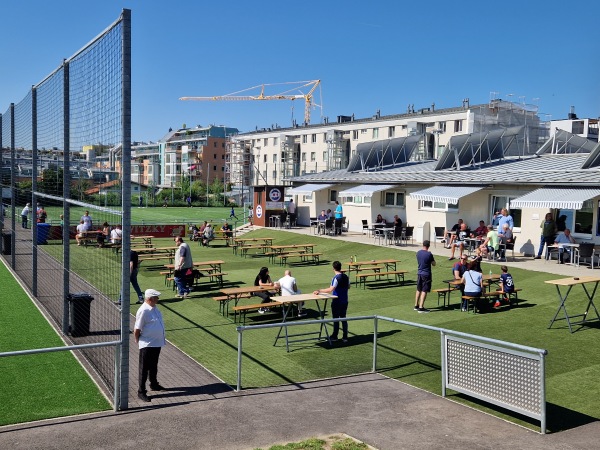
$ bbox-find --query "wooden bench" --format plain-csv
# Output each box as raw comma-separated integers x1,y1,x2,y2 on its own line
212,293,252,315
357,270,407,289
462,292,502,313
160,271,171,286
433,287,459,308
240,245,271,258
201,237,230,247
232,302,281,324
493,288,522,306
277,252,323,266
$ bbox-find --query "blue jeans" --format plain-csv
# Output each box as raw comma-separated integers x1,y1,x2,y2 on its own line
130,268,143,300
174,271,191,296
538,235,554,257
331,301,348,339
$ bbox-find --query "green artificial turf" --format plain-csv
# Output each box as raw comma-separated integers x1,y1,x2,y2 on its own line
0,263,111,426
8,225,600,431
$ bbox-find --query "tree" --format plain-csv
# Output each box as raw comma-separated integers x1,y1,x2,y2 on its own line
38,168,64,196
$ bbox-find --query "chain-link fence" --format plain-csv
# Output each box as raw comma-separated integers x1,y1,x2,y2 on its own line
0,9,131,410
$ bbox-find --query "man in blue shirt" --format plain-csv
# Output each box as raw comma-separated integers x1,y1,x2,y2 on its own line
314,260,350,342
415,240,436,313
334,201,343,235
496,208,514,234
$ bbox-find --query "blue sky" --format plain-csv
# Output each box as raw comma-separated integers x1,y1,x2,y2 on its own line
1,0,598,142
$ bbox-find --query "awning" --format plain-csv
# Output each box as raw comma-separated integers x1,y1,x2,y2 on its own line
510,188,600,209
338,184,394,197
286,183,333,195
409,186,483,204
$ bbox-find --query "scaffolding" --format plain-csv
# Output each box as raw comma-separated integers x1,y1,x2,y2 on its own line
225,137,252,195
325,129,348,171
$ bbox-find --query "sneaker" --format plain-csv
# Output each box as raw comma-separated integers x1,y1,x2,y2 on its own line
441,239,446,244
534,255,542,259
418,307,430,313
183,293,190,298
342,338,348,343
258,308,265,314
176,294,184,299
150,384,164,391
448,257,455,261
461,307,466,312
330,337,339,342
297,311,307,317
494,301,501,308
413,306,419,311
137,392,151,402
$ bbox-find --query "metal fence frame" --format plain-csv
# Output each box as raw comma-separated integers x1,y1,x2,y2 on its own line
0,9,131,410
236,315,548,433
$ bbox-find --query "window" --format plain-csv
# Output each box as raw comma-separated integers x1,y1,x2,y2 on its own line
213,142,217,147
273,137,278,146
491,196,522,228
213,154,217,159
372,128,379,139
323,151,328,161
323,133,327,142
310,152,316,162
213,165,217,171
262,170,267,181
263,138,268,146
311,134,317,143
454,120,463,132
557,200,593,235
302,135,307,143
388,126,395,138
303,193,313,203
272,170,277,180
301,152,306,162
420,200,459,212
384,192,405,207
329,190,337,202
352,130,359,140
346,196,366,205
361,129,367,134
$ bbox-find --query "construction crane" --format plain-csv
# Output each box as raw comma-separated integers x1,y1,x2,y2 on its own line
180,79,321,125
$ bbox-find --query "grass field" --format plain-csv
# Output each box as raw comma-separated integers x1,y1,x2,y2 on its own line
4,220,600,431
0,262,111,426
26,206,247,227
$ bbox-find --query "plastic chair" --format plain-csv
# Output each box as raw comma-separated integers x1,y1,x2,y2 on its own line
574,243,595,268
362,219,369,234
433,227,445,247
402,226,414,245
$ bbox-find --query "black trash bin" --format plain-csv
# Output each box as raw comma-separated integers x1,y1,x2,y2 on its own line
67,293,94,337
2,232,10,255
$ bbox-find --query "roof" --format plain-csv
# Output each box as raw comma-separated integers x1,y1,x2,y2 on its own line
338,184,395,197
285,183,334,195
290,153,600,186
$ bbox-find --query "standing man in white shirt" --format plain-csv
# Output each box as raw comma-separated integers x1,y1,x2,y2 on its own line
134,288,166,402
21,203,31,228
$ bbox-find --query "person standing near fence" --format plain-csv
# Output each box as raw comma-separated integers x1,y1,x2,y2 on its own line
415,240,436,313
134,288,166,402
173,236,193,298
21,203,31,228
334,200,343,235
130,250,144,304
81,210,93,231
313,261,350,342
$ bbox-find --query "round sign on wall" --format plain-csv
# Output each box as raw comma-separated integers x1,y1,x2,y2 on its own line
255,205,263,218
269,188,282,202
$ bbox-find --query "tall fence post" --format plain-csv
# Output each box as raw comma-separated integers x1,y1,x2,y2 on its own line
236,329,243,392
62,60,70,335
372,315,378,373
32,87,38,296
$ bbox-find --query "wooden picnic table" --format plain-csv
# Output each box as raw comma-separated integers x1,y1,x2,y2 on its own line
131,235,155,247
164,259,225,274
545,275,600,333
348,259,399,274
219,285,280,318
271,293,337,352
232,237,274,255
269,244,316,254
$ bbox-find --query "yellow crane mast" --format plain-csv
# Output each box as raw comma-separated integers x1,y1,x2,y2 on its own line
180,79,321,125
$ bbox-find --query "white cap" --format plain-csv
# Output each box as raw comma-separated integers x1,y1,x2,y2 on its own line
145,289,161,298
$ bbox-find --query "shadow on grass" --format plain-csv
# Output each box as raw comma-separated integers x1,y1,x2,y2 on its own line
448,393,597,433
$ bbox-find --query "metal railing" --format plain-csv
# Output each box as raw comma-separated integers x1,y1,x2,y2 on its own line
236,315,548,433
